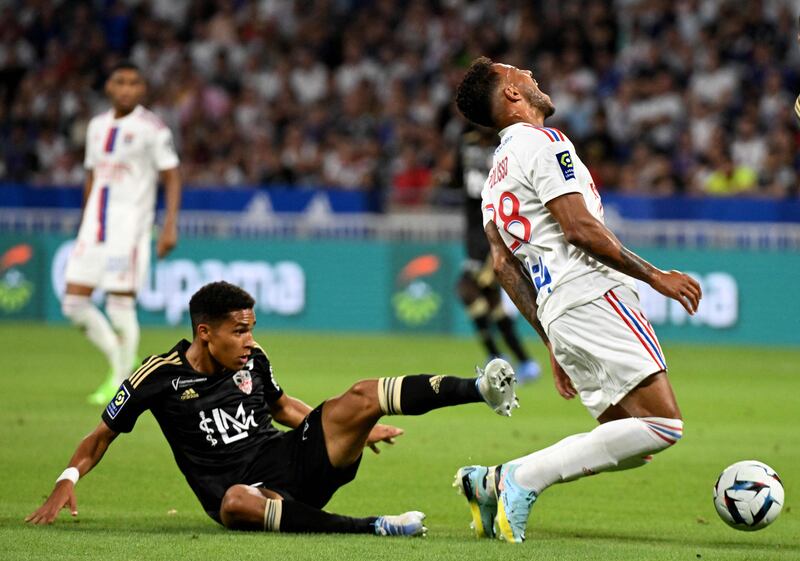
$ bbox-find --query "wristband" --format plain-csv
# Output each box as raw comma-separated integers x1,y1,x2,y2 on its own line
56,467,80,485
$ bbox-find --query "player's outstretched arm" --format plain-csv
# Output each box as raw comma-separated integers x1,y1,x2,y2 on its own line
546,193,702,315
485,221,548,344
156,167,182,259
25,421,118,525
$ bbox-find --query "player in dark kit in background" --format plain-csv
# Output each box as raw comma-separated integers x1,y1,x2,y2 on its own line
455,125,541,382
796,17,800,120
27,281,518,536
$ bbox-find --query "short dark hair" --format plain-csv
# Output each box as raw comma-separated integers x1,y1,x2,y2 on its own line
189,281,255,334
455,57,501,128
109,60,141,76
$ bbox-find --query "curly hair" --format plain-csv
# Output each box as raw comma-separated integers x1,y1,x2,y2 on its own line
455,57,500,128
189,281,255,334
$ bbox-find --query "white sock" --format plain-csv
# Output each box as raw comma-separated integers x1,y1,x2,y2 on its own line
62,294,124,382
511,434,653,471
510,433,585,465
106,295,140,382
511,417,684,494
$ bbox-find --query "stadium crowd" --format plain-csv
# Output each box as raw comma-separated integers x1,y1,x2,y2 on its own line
1,0,799,204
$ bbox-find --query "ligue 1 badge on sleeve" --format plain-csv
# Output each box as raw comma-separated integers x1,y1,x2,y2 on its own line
233,371,253,395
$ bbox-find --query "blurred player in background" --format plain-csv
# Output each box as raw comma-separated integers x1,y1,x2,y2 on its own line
796,16,800,120
455,125,541,382
62,61,182,405
27,281,518,536
452,58,702,542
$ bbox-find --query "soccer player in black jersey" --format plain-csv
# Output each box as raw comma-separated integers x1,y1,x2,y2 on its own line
455,124,541,382
27,281,518,536
796,17,800,121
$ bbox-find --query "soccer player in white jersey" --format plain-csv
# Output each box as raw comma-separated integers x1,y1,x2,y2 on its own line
62,61,182,405
450,57,702,542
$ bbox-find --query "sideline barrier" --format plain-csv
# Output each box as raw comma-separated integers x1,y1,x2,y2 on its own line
0,234,798,345
2,184,800,222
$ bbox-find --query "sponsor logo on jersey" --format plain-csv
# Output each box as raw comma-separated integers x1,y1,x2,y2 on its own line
233,371,253,395
180,388,199,400
171,376,208,391
555,150,575,180
198,403,257,446
106,386,131,419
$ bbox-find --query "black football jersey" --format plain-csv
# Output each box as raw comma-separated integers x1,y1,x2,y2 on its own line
101,339,285,504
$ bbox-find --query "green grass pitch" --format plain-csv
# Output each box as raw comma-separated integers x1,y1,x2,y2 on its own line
0,323,797,560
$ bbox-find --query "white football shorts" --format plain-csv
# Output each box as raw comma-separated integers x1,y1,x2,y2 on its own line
64,233,150,293
547,285,668,419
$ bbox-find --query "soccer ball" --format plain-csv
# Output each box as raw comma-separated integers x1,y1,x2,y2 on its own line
713,460,784,531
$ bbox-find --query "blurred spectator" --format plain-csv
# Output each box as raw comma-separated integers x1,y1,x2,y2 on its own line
731,117,766,171
0,0,797,204
700,149,758,196
391,146,434,207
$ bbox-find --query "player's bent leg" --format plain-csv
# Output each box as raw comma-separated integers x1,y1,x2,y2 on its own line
219,485,424,536
596,403,653,471
219,484,283,530
510,388,683,494
322,360,518,468
373,359,518,418
597,403,654,471
616,370,682,420
321,380,383,468
495,417,683,542
494,375,684,543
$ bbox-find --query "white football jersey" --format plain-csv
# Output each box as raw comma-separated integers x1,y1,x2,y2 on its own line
481,122,635,331
79,105,179,247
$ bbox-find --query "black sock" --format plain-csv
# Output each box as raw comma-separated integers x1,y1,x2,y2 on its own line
473,314,501,357
277,499,376,534
496,316,529,362
377,374,482,416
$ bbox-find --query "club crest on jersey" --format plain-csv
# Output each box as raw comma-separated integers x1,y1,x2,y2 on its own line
123,133,135,144
555,150,575,180
233,371,252,395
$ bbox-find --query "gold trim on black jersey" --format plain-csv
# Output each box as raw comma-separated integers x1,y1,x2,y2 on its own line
795,95,800,120
129,351,181,389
